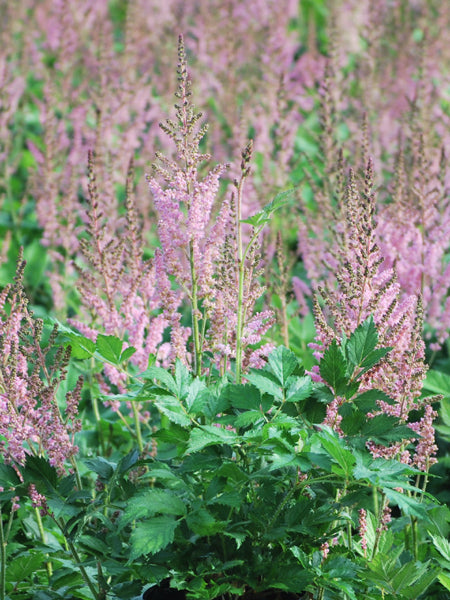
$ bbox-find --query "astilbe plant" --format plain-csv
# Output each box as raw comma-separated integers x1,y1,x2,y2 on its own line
148,36,275,379
0,250,82,479
311,160,439,474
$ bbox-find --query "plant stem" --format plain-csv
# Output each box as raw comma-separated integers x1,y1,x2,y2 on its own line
65,537,100,600
0,506,6,600
35,507,53,577
235,178,245,384
132,401,144,454
189,240,203,377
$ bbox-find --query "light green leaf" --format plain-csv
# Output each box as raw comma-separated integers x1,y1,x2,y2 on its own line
423,369,450,399
154,396,191,427
286,376,312,402
142,366,178,395
430,534,450,563
120,346,137,362
246,371,283,399
383,488,427,519
345,316,378,368
268,345,300,386
187,426,237,453
5,553,46,583
96,334,123,364
187,508,226,536
129,516,179,559
438,572,450,591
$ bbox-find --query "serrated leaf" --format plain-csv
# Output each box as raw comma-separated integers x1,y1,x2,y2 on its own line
120,346,137,362
235,410,264,428
185,377,207,411
154,396,191,427
318,429,355,476
286,376,312,402
5,552,46,583
175,359,191,398
423,369,450,399
225,383,261,410
187,426,237,453
96,334,123,364
383,488,427,519
438,572,450,591
430,534,450,562
129,516,178,559
123,489,186,525
84,457,116,481
268,345,300,386
69,334,96,359
346,316,378,367
319,340,348,394
186,507,225,536
246,371,283,399
353,389,395,413
142,366,178,395
357,347,392,377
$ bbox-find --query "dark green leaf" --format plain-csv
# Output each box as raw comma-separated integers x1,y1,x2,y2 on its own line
5,552,46,583
129,516,179,559
346,316,378,368
319,340,348,394
84,457,116,481
186,507,226,536
225,383,261,410
123,490,186,524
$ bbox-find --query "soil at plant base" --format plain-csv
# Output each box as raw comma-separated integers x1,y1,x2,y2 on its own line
143,581,302,599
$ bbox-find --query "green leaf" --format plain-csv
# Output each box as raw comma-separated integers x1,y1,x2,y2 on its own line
240,188,292,227
268,345,300,386
187,507,226,536
96,334,123,364
317,429,355,476
154,396,191,427
120,346,137,362
423,369,450,399
142,366,178,395
235,410,264,428
185,378,207,411
246,371,283,399
84,457,116,481
319,340,348,394
356,347,392,378
286,376,312,402
5,552,46,583
66,333,96,359
438,572,450,591
383,488,428,519
129,516,179,559
175,359,191,398
123,490,186,525
187,426,237,453
226,383,261,410
345,316,378,367
353,389,395,413
430,534,450,563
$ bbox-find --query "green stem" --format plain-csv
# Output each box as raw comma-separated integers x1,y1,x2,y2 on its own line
66,537,100,600
411,516,418,560
132,401,144,454
235,179,245,384
189,242,202,377
0,506,6,600
35,507,53,578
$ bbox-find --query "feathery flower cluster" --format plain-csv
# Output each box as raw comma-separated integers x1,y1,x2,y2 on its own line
358,508,368,557
0,252,81,475
311,161,437,470
148,37,274,374
71,153,168,385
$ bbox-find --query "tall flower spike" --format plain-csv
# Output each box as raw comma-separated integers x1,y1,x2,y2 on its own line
312,161,436,470
148,35,229,374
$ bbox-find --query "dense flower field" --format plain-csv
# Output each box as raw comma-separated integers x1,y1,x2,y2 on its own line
1,1,450,599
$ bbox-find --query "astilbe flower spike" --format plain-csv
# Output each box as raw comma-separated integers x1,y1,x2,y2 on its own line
312,160,438,471
0,251,82,477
